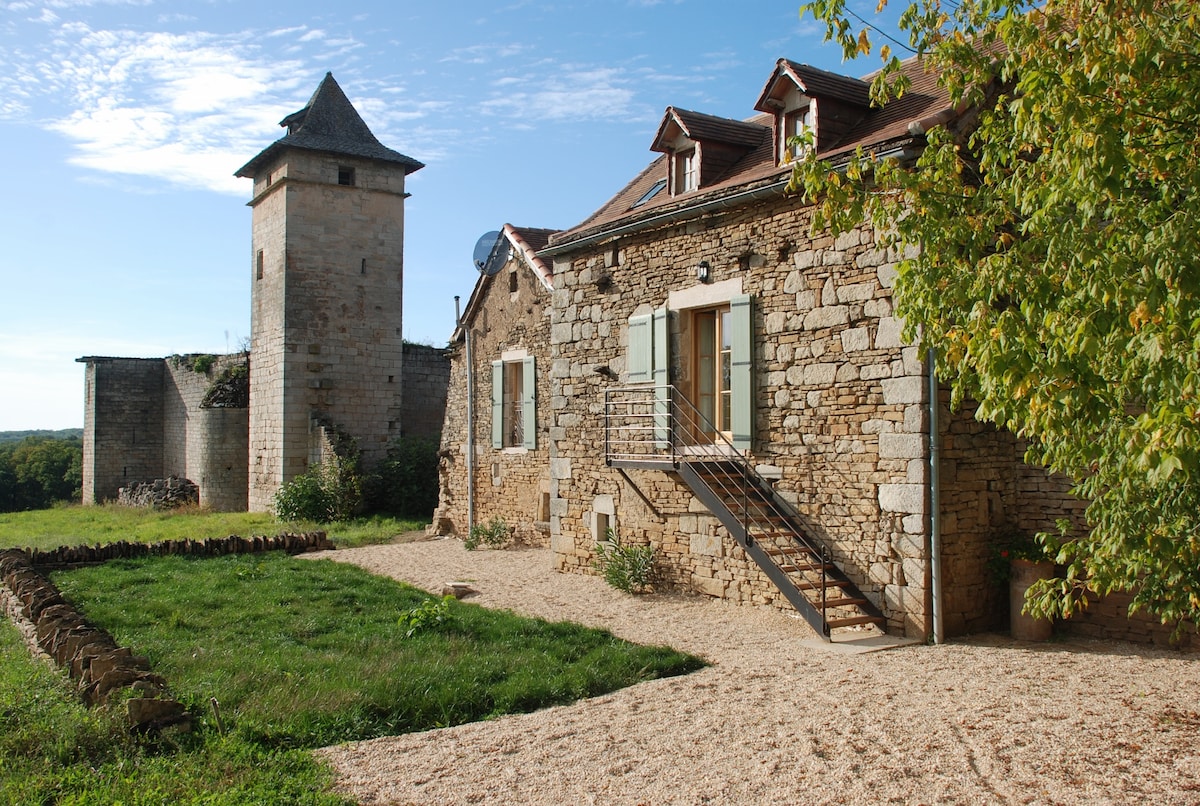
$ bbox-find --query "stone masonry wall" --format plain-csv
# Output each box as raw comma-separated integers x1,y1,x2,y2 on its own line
433,254,553,547
401,343,450,441
248,151,409,510
549,193,940,636
79,358,164,505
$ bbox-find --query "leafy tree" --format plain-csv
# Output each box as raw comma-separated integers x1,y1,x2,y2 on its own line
0,437,82,511
793,0,1200,628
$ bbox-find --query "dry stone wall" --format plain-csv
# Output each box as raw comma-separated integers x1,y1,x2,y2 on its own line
0,532,333,732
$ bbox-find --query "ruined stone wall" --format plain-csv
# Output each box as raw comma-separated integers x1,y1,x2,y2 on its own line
160,354,248,511
401,343,450,441
80,355,248,511
248,151,409,510
434,255,553,547
79,358,164,504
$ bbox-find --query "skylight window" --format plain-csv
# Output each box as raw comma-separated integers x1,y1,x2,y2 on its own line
631,179,667,209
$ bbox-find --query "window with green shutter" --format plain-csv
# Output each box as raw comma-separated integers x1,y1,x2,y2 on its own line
491,356,537,450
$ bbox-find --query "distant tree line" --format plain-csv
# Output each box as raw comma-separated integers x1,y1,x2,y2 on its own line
0,436,83,512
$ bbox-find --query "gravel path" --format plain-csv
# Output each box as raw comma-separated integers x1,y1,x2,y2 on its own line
307,538,1200,805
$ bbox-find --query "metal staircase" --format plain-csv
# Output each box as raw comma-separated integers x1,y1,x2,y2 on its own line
604,385,886,639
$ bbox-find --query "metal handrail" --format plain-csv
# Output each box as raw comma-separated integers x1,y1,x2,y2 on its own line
603,385,830,619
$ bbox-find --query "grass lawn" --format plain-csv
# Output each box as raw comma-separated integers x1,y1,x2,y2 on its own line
0,619,351,806
1,507,705,801
0,504,425,551
50,552,703,749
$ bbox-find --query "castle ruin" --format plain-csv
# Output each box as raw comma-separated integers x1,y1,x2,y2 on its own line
78,74,448,511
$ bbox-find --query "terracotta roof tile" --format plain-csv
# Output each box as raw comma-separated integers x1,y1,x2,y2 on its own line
548,54,952,250
652,107,769,152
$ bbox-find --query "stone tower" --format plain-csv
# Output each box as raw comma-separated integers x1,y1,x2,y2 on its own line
235,73,424,511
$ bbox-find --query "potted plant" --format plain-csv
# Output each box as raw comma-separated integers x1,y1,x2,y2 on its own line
988,524,1056,641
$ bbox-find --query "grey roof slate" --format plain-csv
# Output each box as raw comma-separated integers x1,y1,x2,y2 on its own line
235,72,424,178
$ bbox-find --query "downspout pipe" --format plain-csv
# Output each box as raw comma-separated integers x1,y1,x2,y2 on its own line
928,346,944,644
456,296,475,536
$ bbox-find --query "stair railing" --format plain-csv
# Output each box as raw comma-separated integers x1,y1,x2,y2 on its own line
604,385,830,620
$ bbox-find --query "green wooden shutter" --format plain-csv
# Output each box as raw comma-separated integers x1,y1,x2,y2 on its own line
627,313,652,383
491,360,504,449
522,355,536,450
730,294,753,451
652,305,671,447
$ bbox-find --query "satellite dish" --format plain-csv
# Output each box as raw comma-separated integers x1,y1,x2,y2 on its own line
472,230,510,277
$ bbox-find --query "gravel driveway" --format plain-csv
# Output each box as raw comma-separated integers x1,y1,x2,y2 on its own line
308,538,1200,805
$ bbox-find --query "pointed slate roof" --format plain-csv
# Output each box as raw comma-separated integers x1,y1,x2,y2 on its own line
235,72,424,178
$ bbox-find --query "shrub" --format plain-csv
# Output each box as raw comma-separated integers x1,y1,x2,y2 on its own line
593,529,655,594
464,516,510,550
273,455,361,523
191,354,216,374
362,436,440,519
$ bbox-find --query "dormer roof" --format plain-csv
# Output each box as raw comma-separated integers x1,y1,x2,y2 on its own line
235,72,424,179
545,52,956,254
754,59,872,112
651,107,769,153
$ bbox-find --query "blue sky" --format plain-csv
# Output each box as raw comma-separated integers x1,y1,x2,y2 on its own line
0,0,887,430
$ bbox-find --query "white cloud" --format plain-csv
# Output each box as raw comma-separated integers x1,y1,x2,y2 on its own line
13,25,317,195
480,65,649,122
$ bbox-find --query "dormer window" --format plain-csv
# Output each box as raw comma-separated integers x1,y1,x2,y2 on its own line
783,105,814,161
673,148,698,194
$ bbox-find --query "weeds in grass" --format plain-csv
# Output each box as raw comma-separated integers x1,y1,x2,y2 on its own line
398,595,455,638
0,621,350,805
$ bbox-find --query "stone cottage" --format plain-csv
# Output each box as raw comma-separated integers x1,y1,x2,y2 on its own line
438,53,1174,643
79,74,449,511
433,225,558,546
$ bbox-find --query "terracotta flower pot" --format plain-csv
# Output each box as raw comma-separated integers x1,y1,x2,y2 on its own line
1010,558,1055,641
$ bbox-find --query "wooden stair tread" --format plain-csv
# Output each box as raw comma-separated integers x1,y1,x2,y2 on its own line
794,578,851,591
819,596,869,609
825,614,887,629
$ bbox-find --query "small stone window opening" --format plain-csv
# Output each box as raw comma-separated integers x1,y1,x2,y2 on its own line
508,268,518,294
595,511,611,542
539,492,551,522
256,250,264,280
338,166,356,186
361,258,366,274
